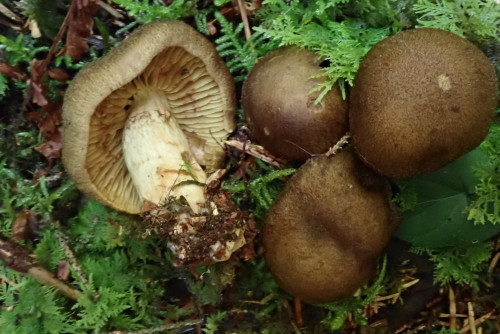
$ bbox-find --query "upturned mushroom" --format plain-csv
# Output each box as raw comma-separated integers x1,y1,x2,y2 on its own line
62,21,236,214
242,46,348,162
350,28,497,178
263,151,397,304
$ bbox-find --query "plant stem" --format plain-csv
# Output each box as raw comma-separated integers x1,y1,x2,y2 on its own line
0,234,81,301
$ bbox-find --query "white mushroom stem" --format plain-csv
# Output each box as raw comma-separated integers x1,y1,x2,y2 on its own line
122,90,207,213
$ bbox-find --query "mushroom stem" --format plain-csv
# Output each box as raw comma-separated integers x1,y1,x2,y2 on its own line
122,90,207,213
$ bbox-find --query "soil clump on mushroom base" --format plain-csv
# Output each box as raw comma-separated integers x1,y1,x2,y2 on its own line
141,173,257,266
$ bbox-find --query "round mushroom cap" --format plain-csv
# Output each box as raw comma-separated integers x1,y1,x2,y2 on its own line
62,21,236,214
350,28,497,178
242,46,348,162
263,151,397,304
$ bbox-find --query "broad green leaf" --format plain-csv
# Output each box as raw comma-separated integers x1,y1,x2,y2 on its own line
394,149,500,248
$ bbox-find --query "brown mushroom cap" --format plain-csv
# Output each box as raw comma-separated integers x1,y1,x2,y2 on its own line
263,151,397,304
62,21,236,214
350,28,497,178
242,46,348,162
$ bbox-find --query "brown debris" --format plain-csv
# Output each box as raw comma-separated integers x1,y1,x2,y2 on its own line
0,62,27,81
0,234,81,301
11,210,38,241
224,139,285,168
66,0,98,61
141,179,257,266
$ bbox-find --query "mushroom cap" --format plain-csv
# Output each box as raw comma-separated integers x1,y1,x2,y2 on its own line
263,151,397,304
242,46,348,161
62,20,236,214
350,28,497,178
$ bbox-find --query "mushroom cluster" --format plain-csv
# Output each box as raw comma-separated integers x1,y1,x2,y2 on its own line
246,27,497,304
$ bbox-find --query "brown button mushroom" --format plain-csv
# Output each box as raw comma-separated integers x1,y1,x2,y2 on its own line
350,28,497,178
62,21,236,214
242,46,348,162
263,151,397,304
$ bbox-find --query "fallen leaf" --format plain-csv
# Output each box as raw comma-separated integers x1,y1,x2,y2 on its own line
35,127,62,166
29,59,48,107
57,260,70,281
26,103,62,140
47,68,70,83
0,61,27,81
65,0,98,60
12,210,38,240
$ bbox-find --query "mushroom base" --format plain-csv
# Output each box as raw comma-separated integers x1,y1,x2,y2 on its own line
122,90,207,212
141,178,257,265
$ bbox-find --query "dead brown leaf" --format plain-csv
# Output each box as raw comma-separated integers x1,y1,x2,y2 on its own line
57,260,70,281
26,103,62,140
35,127,62,166
47,68,71,83
65,0,98,61
0,61,27,81
12,210,38,241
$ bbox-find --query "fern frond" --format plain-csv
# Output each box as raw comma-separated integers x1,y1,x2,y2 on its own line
214,11,278,81
111,0,196,24
413,0,500,41
254,1,389,99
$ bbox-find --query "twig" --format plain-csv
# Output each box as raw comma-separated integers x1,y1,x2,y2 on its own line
0,274,19,287
449,285,457,330
440,314,468,318
97,0,124,19
294,298,303,327
103,319,203,334
0,234,81,301
325,133,351,157
488,252,499,273
460,311,494,334
0,3,22,22
224,139,284,167
237,0,252,41
466,302,477,334
373,278,420,303
39,0,76,73
282,300,303,334
53,230,89,287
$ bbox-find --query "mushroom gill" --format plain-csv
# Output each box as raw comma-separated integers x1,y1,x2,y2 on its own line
87,47,227,212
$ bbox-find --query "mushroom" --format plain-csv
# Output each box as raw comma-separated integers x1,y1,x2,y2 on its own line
62,21,236,214
242,46,348,162
350,28,497,178
263,151,398,304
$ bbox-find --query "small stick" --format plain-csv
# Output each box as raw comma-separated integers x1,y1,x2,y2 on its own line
467,302,477,334
102,319,203,334
0,3,22,22
237,0,252,41
53,230,89,287
440,314,468,318
224,139,284,167
97,0,124,19
373,278,420,303
460,311,494,334
0,274,19,288
488,252,500,273
325,133,351,157
294,297,304,327
0,234,81,301
449,285,457,330
38,0,76,73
